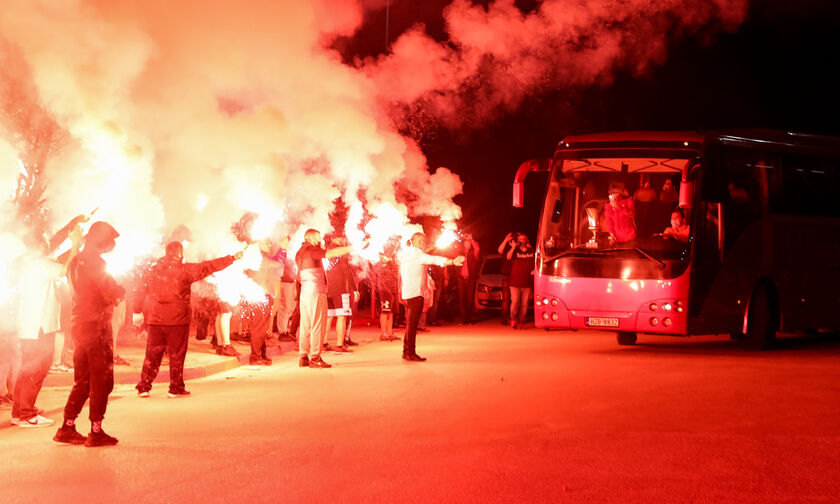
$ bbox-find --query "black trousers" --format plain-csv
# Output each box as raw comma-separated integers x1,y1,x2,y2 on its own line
64,321,114,422
403,296,425,356
13,333,54,420
243,296,272,362
137,324,189,394
458,276,476,324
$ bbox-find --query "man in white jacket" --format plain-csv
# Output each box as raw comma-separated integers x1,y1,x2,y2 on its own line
398,233,464,362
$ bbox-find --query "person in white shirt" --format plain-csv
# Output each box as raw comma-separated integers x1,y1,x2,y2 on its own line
399,233,464,361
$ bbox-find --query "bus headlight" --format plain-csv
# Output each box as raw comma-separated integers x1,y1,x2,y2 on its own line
550,299,558,307
477,284,492,293
649,317,659,326
542,312,549,320
663,318,672,327
649,303,658,312
663,303,672,311
674,301,684,313
551,313,559,321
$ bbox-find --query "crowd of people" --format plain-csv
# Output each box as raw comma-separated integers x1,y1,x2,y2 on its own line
4,218,533,446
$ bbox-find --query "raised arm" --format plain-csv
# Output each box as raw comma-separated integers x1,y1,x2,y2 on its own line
325,245,353,259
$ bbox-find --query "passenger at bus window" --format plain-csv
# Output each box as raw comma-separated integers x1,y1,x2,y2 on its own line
605,184,636,245
659,179,679,204
662,209,690,243
634,181,657,202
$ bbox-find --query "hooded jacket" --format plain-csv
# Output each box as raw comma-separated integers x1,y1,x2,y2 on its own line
133,253,235,326
66,221,125,325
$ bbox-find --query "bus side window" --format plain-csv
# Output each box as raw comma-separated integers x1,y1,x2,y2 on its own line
720,149,769,253
771,155,840,217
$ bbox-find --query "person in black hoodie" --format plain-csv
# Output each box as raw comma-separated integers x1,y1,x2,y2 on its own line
53,221,124,447
133,241,242,398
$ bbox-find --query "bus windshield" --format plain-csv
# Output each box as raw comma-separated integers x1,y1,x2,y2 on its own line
539,156,693,279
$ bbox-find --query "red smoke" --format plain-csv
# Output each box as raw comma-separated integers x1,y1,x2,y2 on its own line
363,0,749,131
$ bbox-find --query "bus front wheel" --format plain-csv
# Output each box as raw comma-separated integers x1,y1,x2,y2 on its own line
617,332,637,345
742,284,778,350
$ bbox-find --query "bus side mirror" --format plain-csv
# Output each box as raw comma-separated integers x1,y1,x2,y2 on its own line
513,158,552,208
679,181,694,209
513,180,525,208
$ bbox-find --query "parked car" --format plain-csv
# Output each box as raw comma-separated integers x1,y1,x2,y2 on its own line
475,254,505,311
475,254,535,316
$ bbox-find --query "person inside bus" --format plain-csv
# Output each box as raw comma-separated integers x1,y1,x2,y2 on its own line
660,179,679,204
634,179,657,202
661,209,690,243
605,183,636,245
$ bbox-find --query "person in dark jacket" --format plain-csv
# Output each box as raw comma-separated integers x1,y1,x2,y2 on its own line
133,242,242,398
323,236,359,353
53,221,125,447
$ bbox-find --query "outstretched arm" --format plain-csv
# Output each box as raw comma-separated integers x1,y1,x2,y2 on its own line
325,245,353,259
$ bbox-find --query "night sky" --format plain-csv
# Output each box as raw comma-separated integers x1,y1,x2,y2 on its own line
336,0,840,249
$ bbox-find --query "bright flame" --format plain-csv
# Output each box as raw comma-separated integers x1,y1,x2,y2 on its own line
436,228,457,249
349,202,420,262
435,220,460,249
104,232,159,277
207,245,265,305
235,185,286,241
195,194,209,212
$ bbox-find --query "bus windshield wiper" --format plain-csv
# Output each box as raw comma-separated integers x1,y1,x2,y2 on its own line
611,247,666,269
542,247,603,262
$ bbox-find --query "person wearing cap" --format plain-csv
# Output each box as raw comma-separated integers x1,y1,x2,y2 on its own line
133,241,243,398
53,221,125,447
399,233,464,362
605,183,636,245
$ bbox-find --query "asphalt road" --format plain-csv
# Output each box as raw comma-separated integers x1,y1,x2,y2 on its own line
2,323,839,503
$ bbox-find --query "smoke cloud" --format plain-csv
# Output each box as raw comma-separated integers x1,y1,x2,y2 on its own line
363,0,749,131
0,0,463,270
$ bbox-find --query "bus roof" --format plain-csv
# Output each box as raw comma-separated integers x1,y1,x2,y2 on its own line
556,130,840,158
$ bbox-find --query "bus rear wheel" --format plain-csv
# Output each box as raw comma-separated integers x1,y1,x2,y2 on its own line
742,284,777,350
617,332,637,345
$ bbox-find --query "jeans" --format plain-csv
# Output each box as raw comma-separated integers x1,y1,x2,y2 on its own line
509,286,531,325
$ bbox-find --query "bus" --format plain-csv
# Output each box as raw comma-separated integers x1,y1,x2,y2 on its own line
513,131,840,348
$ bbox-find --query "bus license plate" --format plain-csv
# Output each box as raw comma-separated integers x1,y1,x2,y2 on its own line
586,317,619,328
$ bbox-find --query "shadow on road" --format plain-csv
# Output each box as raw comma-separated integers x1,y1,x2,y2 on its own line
598,331,840,357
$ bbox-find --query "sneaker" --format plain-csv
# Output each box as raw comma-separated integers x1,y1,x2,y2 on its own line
416,327,430,333
10,417,19,425
19,415,55,428
85,430,119,447
402,353,427,362
308,356,332,368
54,425,87,444
332,345,353,353
344,338,358,347
261,358,272,366
265,335,280,347
299,355,309,367
322,342,333,352
113,355,130,366
167,390,191,398
138,391,150,398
